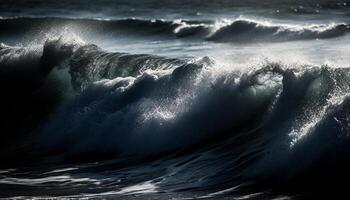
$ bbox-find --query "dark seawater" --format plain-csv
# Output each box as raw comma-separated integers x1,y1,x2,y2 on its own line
1,0,350,199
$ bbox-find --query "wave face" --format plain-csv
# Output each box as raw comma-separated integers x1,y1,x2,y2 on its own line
1,34,350,199
69,44,186,91
0,37,185,162
1,17,349,43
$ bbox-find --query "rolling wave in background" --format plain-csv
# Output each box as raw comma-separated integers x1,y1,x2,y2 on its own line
1,16,350,43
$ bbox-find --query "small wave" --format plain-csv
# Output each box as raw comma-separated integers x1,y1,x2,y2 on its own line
208,18,350,43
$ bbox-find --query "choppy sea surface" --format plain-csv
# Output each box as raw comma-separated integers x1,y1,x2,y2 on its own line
1,0,350,199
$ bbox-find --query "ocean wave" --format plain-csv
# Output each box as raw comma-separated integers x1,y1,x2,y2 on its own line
38,59,350,158
39,59,281,157
36,55,350,197
0,16,209,38
2,37,350,197
207,18,350,43
0,36,189,164
1,16,349,43
2,37,350,158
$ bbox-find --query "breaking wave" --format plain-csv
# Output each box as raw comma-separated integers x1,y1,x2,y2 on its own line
1,36,350,198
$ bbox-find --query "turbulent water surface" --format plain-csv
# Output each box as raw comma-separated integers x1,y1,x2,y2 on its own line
1,0,350,199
